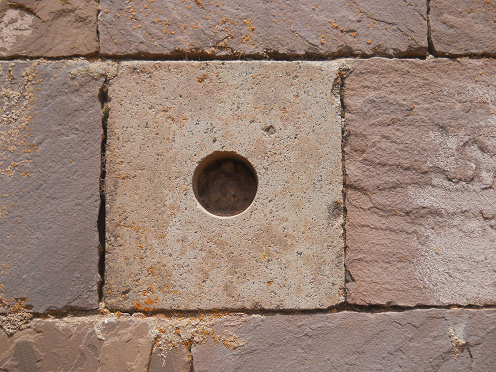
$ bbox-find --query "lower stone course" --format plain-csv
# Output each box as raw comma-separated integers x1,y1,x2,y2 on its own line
0,313,192,372
0,309,495,371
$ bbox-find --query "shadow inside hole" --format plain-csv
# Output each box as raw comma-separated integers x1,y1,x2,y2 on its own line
193,153,257,217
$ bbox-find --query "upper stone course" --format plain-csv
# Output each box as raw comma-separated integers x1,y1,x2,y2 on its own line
0,0,98,57
99,0,427,58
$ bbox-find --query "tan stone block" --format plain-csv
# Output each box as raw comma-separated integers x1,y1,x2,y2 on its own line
105,61,344,310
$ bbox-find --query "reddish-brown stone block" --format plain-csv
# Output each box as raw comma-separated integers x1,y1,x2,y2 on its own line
430,0,496,56
192,309,496,371
0,315,192,371
2,310,494,371
0,61,108,312
99,0,427,58
0,0,98,57
344,58,496,306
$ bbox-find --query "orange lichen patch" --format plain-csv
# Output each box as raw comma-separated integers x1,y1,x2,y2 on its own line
197,74,208,83
144,296,158,305
131,299,154,312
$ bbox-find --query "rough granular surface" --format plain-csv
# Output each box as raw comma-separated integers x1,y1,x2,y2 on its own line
104,61,344,310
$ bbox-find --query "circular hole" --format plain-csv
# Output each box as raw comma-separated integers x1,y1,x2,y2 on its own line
193,151,258,217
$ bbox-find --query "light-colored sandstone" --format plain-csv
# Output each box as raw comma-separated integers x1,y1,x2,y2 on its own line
105,61,344,310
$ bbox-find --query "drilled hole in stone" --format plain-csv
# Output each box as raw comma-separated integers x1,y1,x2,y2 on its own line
193,151,258,217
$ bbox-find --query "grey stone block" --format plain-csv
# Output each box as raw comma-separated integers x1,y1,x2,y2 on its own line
0,60,107,312
105,61,344,310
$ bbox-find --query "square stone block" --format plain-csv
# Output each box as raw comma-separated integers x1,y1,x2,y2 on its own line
344,58,496,306
0,60,106,312
105,61,344,310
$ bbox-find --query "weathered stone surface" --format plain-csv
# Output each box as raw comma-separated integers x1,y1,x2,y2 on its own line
99,0,427,58
149,345,191,372
0,60,108,312
105,61,344,310
1,310,494,371
430,0,496,56
192,309,496,371
0,314,192,371
344,58,496,306
0,0,98,57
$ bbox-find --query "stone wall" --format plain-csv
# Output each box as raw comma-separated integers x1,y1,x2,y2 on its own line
0,1,495,370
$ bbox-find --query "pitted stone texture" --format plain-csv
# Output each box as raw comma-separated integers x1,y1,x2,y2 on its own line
344,58,496,306
0,315,191,371
99,0,427,58
0,0,98,57
192,309,496,371
430,0,496,56
105,61,344,310
0,61,106,312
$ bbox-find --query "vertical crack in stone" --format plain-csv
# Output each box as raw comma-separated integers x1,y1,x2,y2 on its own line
426,0,435,55
146,341,155,372
97,77,110,303
336,65,355,301
96,0,101,55
188,345,196,372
